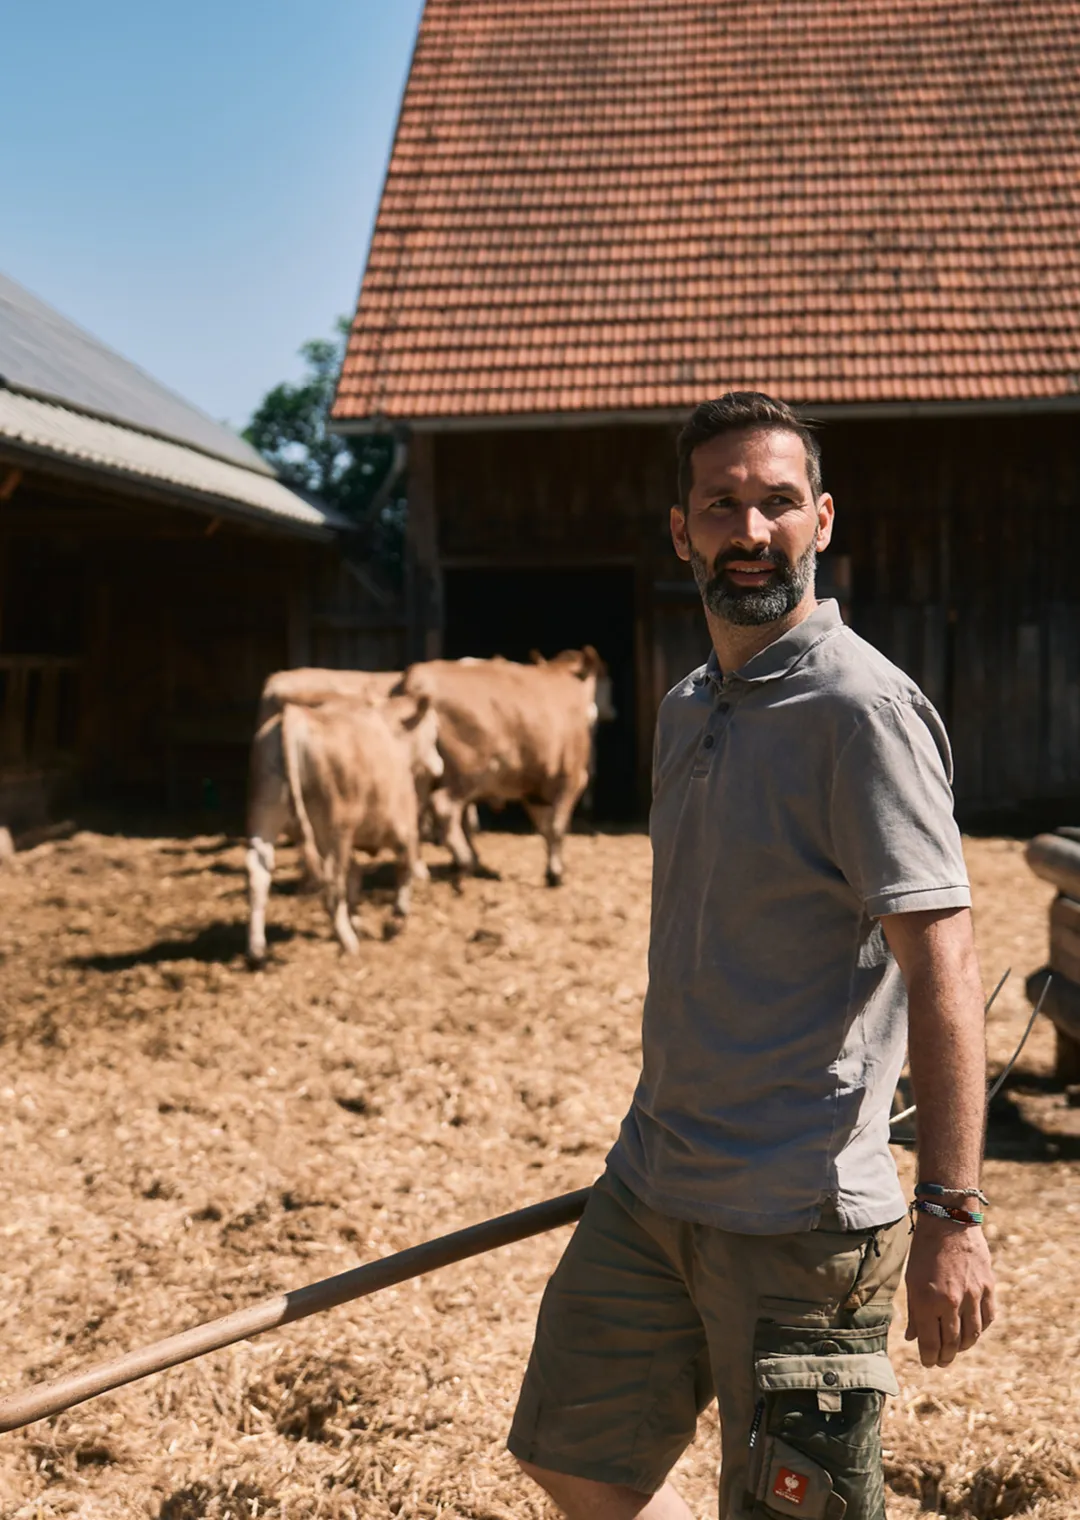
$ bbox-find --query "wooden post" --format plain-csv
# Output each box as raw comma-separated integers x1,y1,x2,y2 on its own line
286,550,313,668
405,432,442,663
162,602,178,812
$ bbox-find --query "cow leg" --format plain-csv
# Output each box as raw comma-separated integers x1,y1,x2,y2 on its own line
523,801,560,886
384,846,414,938
526,787,581,887
325,836,362,956
432,791,500,884
246,835,276,964
458,800,501,880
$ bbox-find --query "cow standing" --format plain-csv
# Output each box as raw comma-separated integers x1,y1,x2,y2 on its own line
246,693,442,962
253,668,402,889
398,647,613,887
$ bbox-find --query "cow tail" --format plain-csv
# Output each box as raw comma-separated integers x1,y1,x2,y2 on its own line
281,704,324,884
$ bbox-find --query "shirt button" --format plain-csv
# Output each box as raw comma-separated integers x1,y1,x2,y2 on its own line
822,1370,840,1386
702,734,715,749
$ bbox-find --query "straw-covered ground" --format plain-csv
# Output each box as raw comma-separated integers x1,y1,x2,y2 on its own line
0,827,1077,1519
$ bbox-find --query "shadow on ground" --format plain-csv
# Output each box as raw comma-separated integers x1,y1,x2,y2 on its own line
67,922,302,971
891,1072,1080,1161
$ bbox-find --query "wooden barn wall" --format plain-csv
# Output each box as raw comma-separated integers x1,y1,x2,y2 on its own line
432,415,1080,815
0,475,397,827
307,555,406,674
825,414,1080,815
433,424,690,809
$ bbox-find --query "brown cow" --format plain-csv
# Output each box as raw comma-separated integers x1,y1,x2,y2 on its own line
398,647,613,887
252,668,403,886
246,693,442,961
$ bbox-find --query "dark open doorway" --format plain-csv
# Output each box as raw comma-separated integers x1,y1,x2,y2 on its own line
442,566,638,821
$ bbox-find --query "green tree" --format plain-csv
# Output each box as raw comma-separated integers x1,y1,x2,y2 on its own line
244,319,405,586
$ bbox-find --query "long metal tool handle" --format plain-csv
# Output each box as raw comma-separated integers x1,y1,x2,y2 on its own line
0,1187,592,1435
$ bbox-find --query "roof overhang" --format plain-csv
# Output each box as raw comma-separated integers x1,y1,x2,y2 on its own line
0,386,349,542
331,394,1080,436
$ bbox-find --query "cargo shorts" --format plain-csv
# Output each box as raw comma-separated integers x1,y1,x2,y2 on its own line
508,1171,909,1519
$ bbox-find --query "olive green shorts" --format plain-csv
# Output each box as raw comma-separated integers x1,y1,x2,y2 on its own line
508,1171,908,1520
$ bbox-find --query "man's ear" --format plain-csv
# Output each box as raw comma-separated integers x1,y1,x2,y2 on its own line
815,493,835,553
670,504,692,563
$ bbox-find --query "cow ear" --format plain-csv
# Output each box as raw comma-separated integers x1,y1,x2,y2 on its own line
529,649,545,665
401,663,435,702
401,693,431,729
580,645,602,674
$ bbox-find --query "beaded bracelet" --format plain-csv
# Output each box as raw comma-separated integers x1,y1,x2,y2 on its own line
910,1198,984,1227
916,1181,990,1207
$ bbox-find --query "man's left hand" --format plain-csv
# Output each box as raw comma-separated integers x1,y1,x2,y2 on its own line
904,1215,996,1367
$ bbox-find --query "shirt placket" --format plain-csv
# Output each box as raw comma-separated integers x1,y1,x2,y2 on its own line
690,677,737,779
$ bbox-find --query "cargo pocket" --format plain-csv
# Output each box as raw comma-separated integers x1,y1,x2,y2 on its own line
745,1318,897,1520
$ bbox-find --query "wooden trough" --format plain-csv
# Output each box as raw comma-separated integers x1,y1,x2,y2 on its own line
1025,830,1080,1083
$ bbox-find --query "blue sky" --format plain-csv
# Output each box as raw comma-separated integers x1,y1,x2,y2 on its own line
1,1,425,430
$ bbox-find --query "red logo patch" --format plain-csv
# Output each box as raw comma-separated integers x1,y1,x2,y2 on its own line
773,1467,809,1505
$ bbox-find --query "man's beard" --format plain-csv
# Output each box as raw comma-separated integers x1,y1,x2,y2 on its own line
688,539,817,627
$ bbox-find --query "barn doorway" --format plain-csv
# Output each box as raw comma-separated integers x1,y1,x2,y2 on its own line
442,566,638,821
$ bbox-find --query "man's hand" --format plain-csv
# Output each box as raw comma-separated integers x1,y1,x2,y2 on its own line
904,1214,996,1367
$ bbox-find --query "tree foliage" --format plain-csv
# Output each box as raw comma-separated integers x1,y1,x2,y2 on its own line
244,320,404,586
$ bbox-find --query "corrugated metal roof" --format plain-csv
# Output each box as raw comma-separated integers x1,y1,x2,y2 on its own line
0,270,269,471
0,388,349,538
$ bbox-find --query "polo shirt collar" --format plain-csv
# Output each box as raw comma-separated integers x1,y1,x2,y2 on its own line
700,600,844,689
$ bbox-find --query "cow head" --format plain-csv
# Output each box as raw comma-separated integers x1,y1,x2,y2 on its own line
545,646,616,724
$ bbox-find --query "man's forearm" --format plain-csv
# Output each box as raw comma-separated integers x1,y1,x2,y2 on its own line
903,915,987,1191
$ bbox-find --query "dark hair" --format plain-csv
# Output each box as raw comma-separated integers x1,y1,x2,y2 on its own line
676,391,822,509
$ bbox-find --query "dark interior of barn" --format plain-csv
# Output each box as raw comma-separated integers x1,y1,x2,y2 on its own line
442,566,638,821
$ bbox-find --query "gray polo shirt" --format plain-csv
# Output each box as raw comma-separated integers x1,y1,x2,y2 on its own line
608,599,970,1234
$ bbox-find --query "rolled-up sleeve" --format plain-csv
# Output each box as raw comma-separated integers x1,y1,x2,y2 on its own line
830,697,971,918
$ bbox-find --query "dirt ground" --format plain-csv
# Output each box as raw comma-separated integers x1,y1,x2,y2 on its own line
0,827,1077,1519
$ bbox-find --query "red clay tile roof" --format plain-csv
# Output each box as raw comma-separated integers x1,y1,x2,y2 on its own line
333,0,1080,424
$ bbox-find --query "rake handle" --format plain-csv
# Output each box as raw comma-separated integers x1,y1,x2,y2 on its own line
0,1187,591,1434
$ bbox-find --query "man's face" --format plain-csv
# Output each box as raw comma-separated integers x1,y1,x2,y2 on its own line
671,427,834,627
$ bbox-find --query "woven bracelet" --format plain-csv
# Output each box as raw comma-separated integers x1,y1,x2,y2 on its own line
915,1181,990,1207
910,1198,984,1227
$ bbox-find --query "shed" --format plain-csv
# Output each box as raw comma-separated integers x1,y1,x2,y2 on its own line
0,272,363,834
332,0,1080,822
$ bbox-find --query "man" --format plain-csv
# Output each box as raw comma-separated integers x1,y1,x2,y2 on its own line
509,393,994,1520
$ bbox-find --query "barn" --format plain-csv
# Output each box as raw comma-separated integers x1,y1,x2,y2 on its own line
0,272,363,837
331,0,1080,823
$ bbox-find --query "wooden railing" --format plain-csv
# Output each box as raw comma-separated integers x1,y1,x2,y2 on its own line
0,655,82,769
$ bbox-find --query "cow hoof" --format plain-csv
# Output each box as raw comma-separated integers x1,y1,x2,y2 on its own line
383,916,406,940
246,950,267,970
545,869,562,888
473,864,502,882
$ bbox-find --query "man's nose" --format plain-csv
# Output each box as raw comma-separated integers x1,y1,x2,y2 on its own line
727,505,771,549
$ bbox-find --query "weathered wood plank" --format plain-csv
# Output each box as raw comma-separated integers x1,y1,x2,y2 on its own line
1027,966,1080,1045
1026,835,1080,899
